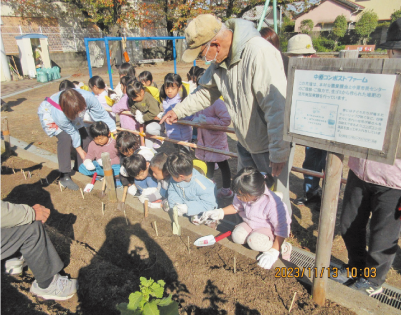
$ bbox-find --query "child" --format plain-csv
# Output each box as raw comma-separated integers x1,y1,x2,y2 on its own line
88,76,117,120
160,73,193,153
198,167,292,269
166,152,217,224
114,63,136,99
79,121,120,176
191,69,233,199
127,81,162,149
138,71,158,88
111,76,139,131
122,154,158,197
149,152,171,200
185,66,200,93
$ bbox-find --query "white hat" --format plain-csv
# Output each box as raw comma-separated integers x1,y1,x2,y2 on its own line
287,34,316,55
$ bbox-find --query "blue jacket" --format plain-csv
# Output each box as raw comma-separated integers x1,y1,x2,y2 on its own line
50,89,116,148
168,169,217,216
162,93,193,141
135,175,158,192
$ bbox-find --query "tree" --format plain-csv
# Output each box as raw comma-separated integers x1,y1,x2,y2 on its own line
390,9,401,23
332,14,347,49
355,10,378,45
300,19,314,34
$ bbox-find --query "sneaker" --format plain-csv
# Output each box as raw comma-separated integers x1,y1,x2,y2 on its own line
281,242,292,261
5,256,26,275
349,277,383,297
293,189,322,206
331,265,355,285
30,274,78,301
59,175,79,191
217,187,234,199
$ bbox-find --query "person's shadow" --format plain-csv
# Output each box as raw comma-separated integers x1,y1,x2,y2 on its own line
76,218,189,314
2,167,76,266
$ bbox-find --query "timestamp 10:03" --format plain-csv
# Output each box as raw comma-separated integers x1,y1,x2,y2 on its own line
274,267,376,278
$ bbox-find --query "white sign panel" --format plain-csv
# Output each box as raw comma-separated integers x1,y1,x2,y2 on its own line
289,70,396,150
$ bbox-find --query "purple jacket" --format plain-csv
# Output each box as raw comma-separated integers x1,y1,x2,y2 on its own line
232,186,291,238
348,157,401,190
162,93,193,141
194,99,231,162
111,94,140,131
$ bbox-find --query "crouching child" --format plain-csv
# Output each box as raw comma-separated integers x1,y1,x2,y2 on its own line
165,152,217,226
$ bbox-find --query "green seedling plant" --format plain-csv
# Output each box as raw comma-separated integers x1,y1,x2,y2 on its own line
117,277,179,315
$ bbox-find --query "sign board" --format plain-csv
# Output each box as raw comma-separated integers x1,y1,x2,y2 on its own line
345,45,375,52
284,59,401,165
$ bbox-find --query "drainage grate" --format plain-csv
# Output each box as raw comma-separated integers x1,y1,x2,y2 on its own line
290,247,401,311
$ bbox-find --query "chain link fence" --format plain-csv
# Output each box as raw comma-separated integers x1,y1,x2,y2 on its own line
2,25,169,55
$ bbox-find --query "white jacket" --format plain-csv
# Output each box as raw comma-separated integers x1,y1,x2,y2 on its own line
173,18,290,163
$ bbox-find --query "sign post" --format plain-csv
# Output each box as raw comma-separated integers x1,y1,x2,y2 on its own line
284,58,401,305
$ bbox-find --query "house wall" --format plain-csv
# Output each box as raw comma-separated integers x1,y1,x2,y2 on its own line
294,0,358,32
354,0,401,21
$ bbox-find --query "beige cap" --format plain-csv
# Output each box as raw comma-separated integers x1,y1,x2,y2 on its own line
287,34,316,55
182,14,222,63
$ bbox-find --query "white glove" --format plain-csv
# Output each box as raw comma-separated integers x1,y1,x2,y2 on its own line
83,159,96,171
128,185,137,196
175,204,188,216
135,110,145,124
97,158,103,167
157,112,164,119
138,187,158,203
200,208,224,223
120,165,128,177
198,114,207,124
257,248,280,269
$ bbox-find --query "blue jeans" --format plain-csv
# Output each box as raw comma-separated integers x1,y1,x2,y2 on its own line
302,147,327,195
78,161,120,177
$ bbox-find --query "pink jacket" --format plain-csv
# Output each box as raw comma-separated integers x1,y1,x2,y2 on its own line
111,94,139,131
232,186,291,238
194,99,231,162
348,157,401,190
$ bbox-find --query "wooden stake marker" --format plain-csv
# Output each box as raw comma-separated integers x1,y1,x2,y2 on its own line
289,292,297,313
59,182,63,192
101,202,105,215
144,199,149,218
153,221,159,236
12,168,15,174
101,152,117,202
22,170,27,180
80,188,85,199
187,236,190,255
234,256,236,274
28,171,32,178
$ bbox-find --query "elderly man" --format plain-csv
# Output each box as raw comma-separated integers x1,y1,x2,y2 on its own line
2,201,77,300
333,18,401,297
161,14,292,213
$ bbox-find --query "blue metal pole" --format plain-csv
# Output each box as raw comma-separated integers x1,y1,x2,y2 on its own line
84,38,93,78
104,38,113,89
172,39,177,74
193,60,196,67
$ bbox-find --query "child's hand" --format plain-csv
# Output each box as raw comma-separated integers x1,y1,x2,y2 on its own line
135,110,145,124
200,208,224,222
83,159,96,171
128,185,137,196
97,159,103,167
198,114,207,124
138,187,159,203
174,204,188,216
257,248,280,269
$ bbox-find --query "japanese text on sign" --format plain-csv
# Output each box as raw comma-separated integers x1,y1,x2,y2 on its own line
289,70,396,150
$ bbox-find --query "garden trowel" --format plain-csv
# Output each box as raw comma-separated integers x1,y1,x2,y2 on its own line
117,186,128,212
84,172,97,193
194,231,232,247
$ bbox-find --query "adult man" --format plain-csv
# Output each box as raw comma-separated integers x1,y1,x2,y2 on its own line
1,201,77,300
334,18,401,296
160,14,292,212
285,34,328,206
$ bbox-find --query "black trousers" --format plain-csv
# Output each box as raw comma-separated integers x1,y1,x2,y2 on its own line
340,170,401,286
56,128,92,173
206,160,231,189
1,221,64,287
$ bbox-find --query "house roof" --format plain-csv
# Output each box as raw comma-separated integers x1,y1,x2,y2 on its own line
242,5,272,21
294,0,364,19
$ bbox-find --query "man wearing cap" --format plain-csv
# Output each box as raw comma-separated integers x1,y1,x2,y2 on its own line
160,14,292,213
285,34,328,207
333,18,401,297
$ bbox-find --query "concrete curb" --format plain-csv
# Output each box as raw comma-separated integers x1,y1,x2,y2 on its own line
7,137,399,315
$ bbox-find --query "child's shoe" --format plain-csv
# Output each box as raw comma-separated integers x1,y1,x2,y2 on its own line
281,242,292,262
217,187,234,199
5,256,26,275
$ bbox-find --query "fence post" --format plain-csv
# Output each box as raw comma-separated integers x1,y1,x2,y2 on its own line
104,38,114,89
173,38,177,74
85,39,93,78
101,152,117,202
2,117,11,156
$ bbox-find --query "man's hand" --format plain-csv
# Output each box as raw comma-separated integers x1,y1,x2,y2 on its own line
32,204,50,224
76,146,87,161
159,110,178,125
270,162,285,177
